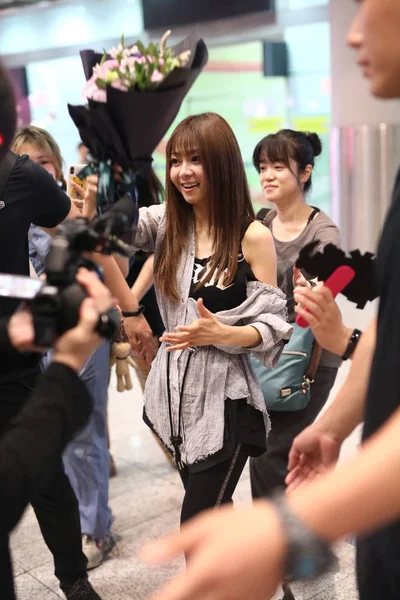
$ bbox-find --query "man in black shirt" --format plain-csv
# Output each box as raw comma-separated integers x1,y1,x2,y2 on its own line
0,152,73,379
0,62,103,600
0,268,112,600
140,3,400,600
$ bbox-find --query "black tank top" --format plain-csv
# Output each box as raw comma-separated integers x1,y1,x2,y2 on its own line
189,224,257,313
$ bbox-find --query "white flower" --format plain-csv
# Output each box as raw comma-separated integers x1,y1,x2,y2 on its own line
178,50,191,66
109,44,123,58
109,44,131,60
160,30,171,54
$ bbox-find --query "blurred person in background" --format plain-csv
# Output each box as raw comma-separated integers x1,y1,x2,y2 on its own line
250,130,341,501
140,3,400,600
78,141,89,164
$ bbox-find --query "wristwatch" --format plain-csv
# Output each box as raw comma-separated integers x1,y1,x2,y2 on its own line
270,493,337,581
121,305,145,318
341,328,362,361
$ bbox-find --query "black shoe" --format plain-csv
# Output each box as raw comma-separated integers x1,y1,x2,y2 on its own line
282,583,296,600
61,577,102,600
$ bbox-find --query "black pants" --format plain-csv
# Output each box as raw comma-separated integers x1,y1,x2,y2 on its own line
179,445,249,524
357,526,400,600
0,370,87,584
250,366,338,498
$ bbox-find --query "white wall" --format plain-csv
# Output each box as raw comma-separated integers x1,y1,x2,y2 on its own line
0,0,143,57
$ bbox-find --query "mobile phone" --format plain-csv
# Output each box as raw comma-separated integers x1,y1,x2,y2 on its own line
67,164,88,201
0,274,43,300
296,266,356,328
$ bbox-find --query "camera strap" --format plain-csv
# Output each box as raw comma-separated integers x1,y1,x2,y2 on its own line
0,151,18,200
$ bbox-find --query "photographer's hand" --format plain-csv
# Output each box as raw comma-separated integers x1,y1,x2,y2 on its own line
7,310,37,352
52,268,115,372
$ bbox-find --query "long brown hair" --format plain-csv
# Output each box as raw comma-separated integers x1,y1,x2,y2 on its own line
156,112,255,301
12,126,67,190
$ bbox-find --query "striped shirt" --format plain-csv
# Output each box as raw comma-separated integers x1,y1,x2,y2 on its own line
134,204,293,466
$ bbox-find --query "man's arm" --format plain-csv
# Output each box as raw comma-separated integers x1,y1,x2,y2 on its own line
288,403,400,540
286,317,376,490
314,317,376,440
140,404,400,600
42,200,81,236
0,363,92,536
0,269,112,536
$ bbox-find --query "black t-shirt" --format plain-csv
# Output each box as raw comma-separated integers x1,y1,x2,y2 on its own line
189,252,257,313
0,152,71,381
363,170,400,441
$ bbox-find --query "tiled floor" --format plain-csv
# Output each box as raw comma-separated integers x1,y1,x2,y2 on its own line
11,295,375,599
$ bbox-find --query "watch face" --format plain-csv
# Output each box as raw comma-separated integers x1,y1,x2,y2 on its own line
288,544,337,582
296,553,319,579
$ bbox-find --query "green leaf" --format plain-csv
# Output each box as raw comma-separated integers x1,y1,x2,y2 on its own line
148,42,158,56
121,33,125,49
148,62,155,80
95,78,107,90
136,40,146,56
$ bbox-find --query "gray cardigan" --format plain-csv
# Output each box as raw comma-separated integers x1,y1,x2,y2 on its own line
133,204,292,465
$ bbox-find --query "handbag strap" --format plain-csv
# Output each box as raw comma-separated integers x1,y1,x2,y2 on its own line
306,207,320,224
305,341,322,382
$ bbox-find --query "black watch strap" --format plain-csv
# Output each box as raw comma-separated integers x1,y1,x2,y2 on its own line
341,328,362,361
121,305,145,318
270,493,336,581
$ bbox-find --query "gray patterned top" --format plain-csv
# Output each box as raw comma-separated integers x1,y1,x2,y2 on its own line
133,204,293,465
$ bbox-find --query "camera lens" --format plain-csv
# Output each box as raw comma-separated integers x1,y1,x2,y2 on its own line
70,166,74,174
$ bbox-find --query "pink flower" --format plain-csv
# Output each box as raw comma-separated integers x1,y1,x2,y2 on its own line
111,79,129,92
120,56,144,70
151,69,163,83
83,79,107,103
93,59,119,79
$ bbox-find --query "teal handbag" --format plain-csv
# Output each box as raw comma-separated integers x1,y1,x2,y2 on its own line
250,323,321,411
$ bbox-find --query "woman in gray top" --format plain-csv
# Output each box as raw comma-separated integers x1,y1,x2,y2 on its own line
250,129,341,501
132,113,292,524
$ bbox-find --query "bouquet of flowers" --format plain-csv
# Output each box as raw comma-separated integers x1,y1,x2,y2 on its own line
68,31,208,214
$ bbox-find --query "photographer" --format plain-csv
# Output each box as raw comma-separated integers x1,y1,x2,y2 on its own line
0,268,112,600
0,58,153,598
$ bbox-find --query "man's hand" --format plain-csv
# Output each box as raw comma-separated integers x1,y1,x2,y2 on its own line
140,501,285,600
293,265,312,289
123,315,154,365
52,268,114,372
294,285,352,356
8,310,38,352
160,298,226,351
286,424,342,493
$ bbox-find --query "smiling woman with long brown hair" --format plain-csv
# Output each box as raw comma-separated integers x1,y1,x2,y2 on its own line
132,112,292,523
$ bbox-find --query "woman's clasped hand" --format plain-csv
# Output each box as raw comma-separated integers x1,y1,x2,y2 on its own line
160,298,226,351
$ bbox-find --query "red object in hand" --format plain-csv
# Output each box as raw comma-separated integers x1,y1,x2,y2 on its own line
296,265,356,328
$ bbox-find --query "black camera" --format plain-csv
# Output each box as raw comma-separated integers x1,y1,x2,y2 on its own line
0,196,136,349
